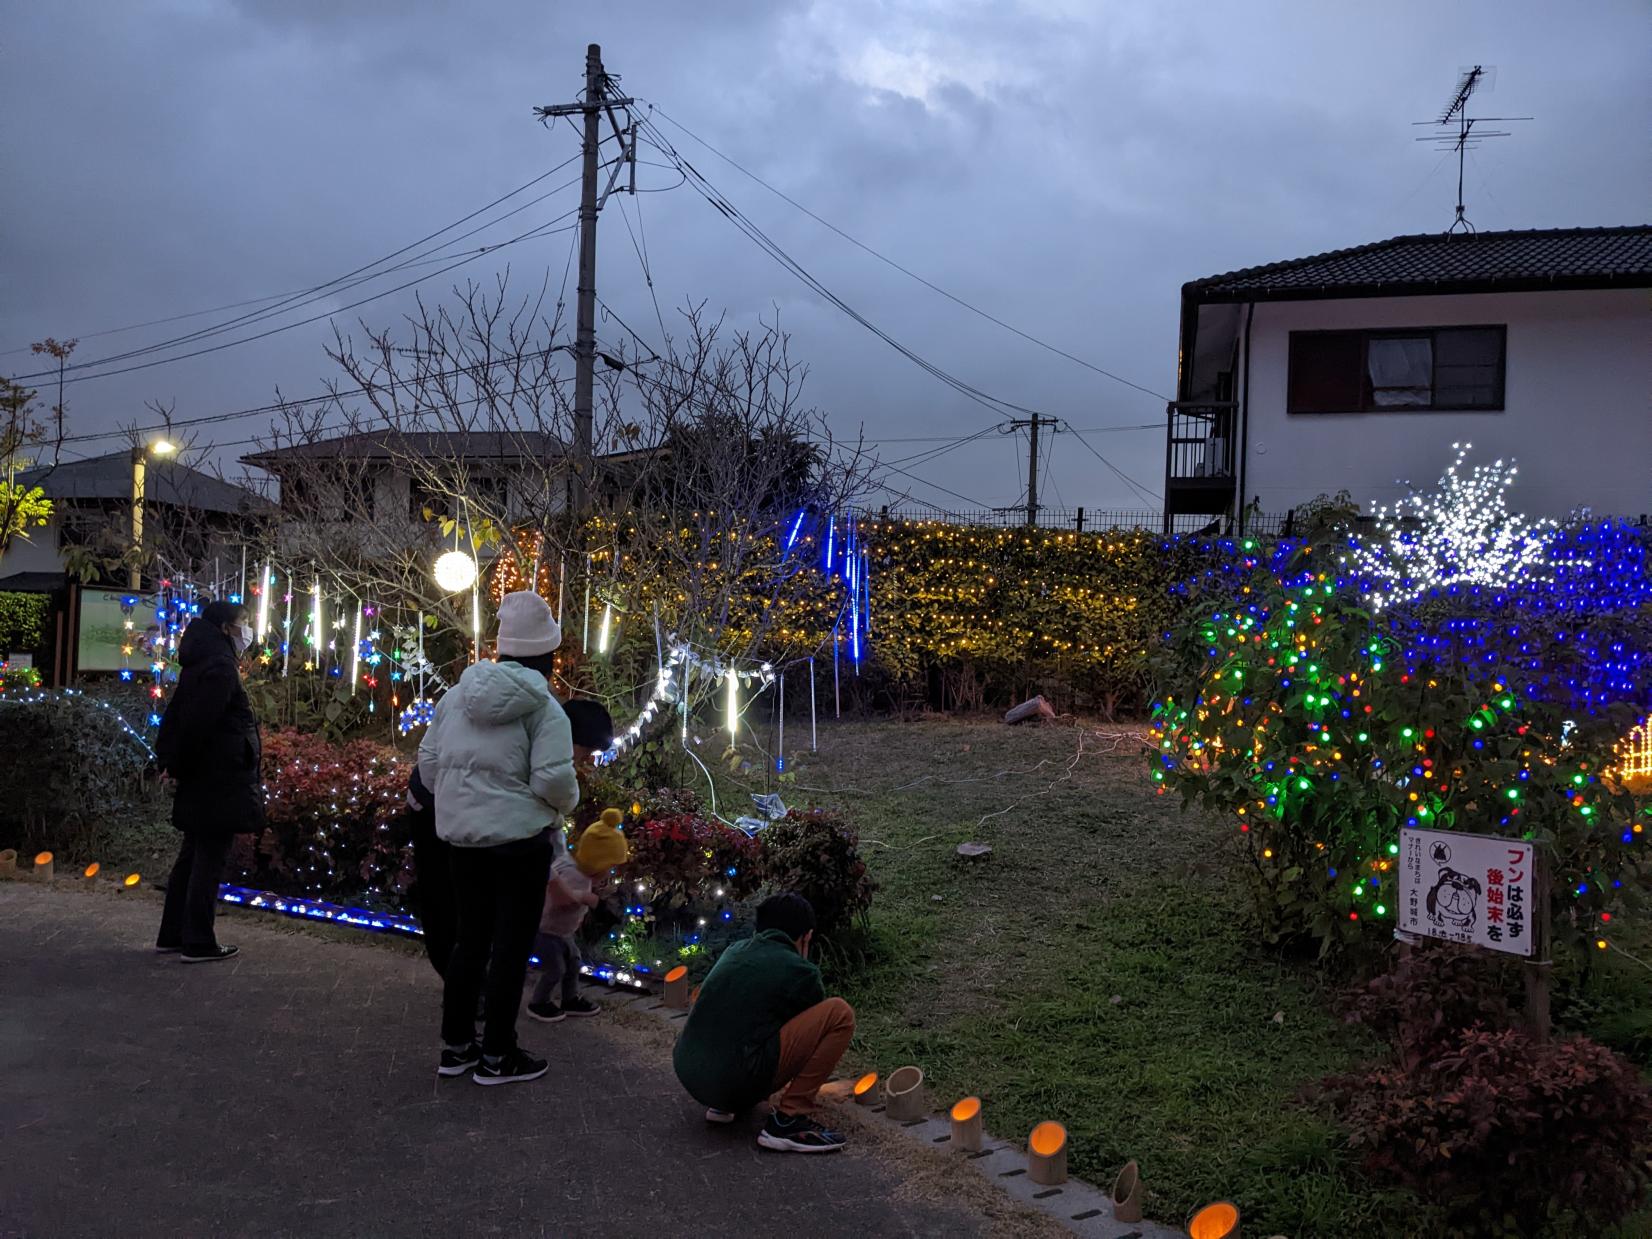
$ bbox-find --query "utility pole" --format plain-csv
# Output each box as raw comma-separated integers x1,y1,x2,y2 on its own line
1004,413,1059,526
535,44,634,514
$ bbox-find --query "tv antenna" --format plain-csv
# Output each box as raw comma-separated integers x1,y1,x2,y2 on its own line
1413,65,1530,234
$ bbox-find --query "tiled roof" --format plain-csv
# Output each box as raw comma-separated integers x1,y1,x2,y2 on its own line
18,452,273,515
242,430,566,469
1185,226,1652,303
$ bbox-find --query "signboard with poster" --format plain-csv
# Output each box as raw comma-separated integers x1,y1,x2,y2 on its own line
1397,827,1538,958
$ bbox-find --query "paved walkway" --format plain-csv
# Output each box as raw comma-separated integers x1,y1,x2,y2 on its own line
0,886,990,1239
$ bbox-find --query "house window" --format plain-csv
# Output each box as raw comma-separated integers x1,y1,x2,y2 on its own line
1287,326,1505,413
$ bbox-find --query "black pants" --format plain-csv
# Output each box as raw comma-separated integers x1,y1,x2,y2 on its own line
157,830,232,952
410,819,458,980
442,832,552,1056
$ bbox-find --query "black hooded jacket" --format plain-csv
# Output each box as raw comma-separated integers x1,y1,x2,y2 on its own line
155,615,263,836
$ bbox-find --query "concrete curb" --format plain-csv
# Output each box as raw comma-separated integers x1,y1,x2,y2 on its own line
619,984,1184,1239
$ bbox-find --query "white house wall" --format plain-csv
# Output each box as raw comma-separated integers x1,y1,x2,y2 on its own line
1239,288,1650,519
0,517,67,578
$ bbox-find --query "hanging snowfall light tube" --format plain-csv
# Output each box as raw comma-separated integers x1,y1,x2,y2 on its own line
784,509,806,554
824,516,835,574
310,578,323,658
349,602,362,694
281,573,293,675
255,561,272,641
597,603,612,655
726,667,739,740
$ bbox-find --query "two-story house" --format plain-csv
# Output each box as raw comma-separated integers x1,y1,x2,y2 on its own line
0,449,271,591
1163,225,1652,533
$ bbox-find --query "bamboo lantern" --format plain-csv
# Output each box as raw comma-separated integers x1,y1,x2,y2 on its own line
949,1096,983,1151
83,862,101,880
1027,1121,1068,1186
1112,1160,1143,1222
851,1072,880,1106
0,848,16,877
33,851,54,881
122,873,142,890
885,1065,925,1120
663,965,690,1009
1188,1201,1240,1239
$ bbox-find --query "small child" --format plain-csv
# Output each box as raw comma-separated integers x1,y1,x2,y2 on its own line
527,808,629,1022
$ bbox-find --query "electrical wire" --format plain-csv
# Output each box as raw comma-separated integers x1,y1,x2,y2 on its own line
16,218,577,390
10,155,586,383
617,193,671,345
643,101,1169,403
1065,423,1161,504
49,345,577,450
636,114,1058,427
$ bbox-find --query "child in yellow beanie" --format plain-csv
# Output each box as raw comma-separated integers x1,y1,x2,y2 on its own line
528,808,629,1022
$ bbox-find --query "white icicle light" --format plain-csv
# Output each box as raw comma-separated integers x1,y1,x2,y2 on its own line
1343,444,1562,611
726,668,739,740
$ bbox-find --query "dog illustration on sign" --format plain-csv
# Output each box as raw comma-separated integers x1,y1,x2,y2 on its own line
1427,863,1482,932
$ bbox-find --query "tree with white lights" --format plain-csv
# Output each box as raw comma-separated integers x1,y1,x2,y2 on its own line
1343,443,1557,611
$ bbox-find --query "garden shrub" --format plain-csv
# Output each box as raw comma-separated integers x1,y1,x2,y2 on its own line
0,690,159,857
0,591,51,654
234,729,405,901
1341,944,1514,1069
758,807,874,932
1326,1028,1652,1237
1150,536,1651,956
620,811,761,913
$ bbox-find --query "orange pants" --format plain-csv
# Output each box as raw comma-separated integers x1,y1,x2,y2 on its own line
770,997,856,1116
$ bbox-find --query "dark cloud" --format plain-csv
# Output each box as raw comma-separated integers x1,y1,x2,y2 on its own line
3,0,1647,512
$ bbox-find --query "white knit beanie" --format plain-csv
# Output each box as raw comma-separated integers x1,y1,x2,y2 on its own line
495,591,562,657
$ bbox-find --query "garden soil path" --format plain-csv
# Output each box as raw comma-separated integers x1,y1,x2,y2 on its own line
0,885,996,1239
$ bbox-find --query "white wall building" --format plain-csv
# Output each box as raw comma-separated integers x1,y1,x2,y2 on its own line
1164,226,1651,532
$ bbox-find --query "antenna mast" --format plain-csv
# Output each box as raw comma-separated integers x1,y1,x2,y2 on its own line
1413,65,1530,234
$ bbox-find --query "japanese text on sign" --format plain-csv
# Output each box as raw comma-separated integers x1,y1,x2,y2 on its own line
1397,828,1537,958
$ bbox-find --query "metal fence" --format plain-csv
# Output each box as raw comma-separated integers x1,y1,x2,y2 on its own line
861,505,1295,536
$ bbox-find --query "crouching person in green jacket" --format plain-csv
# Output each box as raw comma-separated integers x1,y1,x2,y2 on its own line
672,893,854,1153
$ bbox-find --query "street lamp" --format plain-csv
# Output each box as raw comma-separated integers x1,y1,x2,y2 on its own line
129,439,177,590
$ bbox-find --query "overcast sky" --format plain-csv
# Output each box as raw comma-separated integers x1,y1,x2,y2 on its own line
4,0,1647,516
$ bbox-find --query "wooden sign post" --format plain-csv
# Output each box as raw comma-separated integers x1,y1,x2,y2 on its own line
1396,827,1549,1035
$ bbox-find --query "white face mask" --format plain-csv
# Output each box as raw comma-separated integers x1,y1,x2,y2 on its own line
232,623,254,655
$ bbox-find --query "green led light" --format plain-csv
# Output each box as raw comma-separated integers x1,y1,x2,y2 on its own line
1375,903,1387,916
1387,843,1399,855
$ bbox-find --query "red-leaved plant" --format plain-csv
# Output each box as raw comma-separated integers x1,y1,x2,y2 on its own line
228,729,406,901
619,812,762,912
1326,1027,1652,1237
758,807,875,933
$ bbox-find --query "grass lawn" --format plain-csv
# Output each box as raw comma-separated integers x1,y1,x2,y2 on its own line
773,716,1414,1236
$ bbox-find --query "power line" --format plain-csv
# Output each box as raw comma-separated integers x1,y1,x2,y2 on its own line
637,115,1056,427
18,218,577,390
643,101,1170,404
8,155,588,382
1065,424,1161,504
50,345,579,450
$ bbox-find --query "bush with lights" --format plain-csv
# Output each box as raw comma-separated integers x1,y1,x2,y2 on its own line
1150,536,1650,957
239,729,407,899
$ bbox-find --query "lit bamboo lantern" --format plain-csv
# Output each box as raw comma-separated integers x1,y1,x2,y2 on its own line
1112,1160,1143,1222
663,965,690,1009
122,873,142,890
885,1065,925,1120
851,1072,879,1105
949,1096,983,1151
83,862,101,880
1027,1121,1067,1186
1188,1201,1240,1239
0,848,16,877
33,851,54,881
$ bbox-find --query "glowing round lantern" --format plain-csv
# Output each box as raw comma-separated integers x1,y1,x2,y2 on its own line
433,550,478,594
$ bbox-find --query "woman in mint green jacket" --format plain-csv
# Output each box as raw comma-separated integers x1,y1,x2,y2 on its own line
420,591,580,1086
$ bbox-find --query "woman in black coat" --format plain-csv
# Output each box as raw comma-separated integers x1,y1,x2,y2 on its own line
154,600,263,962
